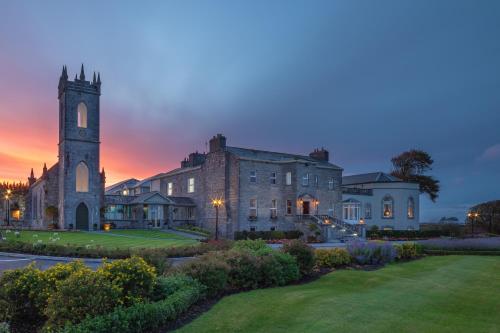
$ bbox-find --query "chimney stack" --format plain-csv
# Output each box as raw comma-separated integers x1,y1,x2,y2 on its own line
309,148,329,162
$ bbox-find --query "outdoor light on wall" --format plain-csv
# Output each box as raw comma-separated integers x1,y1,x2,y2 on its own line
359,218,365,225
103,223,111,231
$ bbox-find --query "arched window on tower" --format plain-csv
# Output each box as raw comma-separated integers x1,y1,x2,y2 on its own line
77,102,87,128
76,162,89,192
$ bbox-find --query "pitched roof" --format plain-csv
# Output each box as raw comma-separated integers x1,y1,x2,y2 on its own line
130,191,170,204
105,178,139,194
226,146,342,170
168,196,196,206
342,172,402,185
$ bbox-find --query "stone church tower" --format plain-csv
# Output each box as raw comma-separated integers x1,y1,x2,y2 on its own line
57,65,104,230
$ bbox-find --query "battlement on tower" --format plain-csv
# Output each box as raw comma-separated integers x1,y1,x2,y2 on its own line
58,64,101,98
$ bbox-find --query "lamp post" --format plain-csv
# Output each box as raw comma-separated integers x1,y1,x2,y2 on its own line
467,211,479,236
211,198,223,240
5,189,11,226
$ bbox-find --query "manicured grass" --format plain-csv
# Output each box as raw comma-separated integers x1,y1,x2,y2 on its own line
3,229,197,249
177,256,500,333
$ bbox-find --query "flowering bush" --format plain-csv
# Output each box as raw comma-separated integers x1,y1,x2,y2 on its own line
0,322,9,333
394,242,421,260
232,239,272,255
0,264,49,331
346,241,396,265
281,240,315,276
315,248,351,268
99,256,157,306
43,270,122,331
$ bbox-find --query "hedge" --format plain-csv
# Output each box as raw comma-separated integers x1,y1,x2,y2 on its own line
367,229,460,239
234,230,303,241
60,284,203,333
423,249,500,256
0,239,231,260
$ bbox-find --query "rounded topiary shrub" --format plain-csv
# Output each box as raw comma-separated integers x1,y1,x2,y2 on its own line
281,240,315,276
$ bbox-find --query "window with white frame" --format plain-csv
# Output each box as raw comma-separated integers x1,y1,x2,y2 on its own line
328,178,334,190
365,203,372,219
270,172,277,184
314,175,319,187
77,102,87,128
302,173,309,186
328,201,334,217
285,172,292,185
187,178,195,193
270,199,278,219
382,196,394,218
249,198,257,219
407,197,415,219
343,201,360,221
167,182,173,196
286,200,292,215
250,170,257,183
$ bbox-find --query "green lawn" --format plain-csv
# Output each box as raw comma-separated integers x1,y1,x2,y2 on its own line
3,229,197,249
177,256,500,333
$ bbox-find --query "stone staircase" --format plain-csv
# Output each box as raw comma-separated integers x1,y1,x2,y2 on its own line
296,214,365,242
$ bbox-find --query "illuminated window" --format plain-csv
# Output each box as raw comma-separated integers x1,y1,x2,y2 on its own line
249,198,257,219
188,178,195,193
302,173,309,186
286,172,292,185
270,199,277,219
407,197,415,219
286,200,292,215
382,196,394,218
76,162,89,192
250,171,257,183
77,102,87,128
270,172,277,184
167,182,173,196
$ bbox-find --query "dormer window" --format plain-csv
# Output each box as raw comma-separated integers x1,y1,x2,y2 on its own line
77,102,87,128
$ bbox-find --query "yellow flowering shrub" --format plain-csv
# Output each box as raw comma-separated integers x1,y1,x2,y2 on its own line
99,256,157,306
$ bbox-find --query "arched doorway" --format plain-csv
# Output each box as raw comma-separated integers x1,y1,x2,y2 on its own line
76,203,89,230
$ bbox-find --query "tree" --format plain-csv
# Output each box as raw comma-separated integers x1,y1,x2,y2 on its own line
469,200,500,234
390,149,440,202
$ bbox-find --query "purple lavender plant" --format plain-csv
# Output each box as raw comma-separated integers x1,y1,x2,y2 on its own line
347,240,396,265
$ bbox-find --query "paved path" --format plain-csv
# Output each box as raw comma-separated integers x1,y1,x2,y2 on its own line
0,252,194,274
0,252,104,274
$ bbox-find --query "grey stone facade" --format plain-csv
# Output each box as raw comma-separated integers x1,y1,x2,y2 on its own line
25,65,105,230
107,134,345,239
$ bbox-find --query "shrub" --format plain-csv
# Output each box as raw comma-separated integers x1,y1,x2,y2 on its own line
178,254,230,297
43,270,122,331
0,264,49,330
315,248,351,268
61,283,204,333
151,274,204,302
99,256,156,306
233,239,270,253
346,241,396,265
394,242,421,260
223,250,261,289
234,230,303,241
133,248,172,274
281,239,315,276
273,252,300,284
44,261,89,288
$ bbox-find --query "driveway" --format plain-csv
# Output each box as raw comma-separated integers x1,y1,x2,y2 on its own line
0,252,104,274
